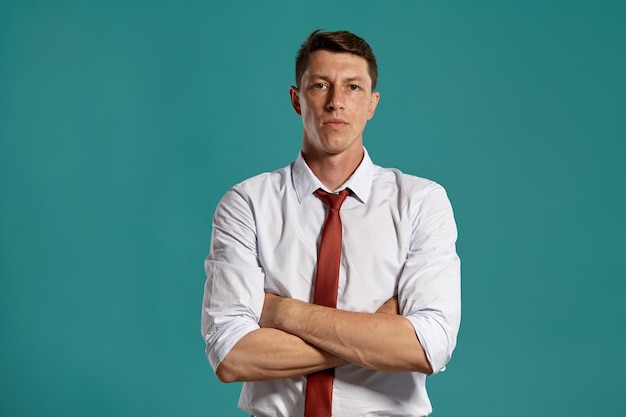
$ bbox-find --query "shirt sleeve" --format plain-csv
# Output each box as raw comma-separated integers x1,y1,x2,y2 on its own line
398,184,461,374
201,186,265,371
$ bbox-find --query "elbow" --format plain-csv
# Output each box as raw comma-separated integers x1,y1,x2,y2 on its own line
409,313,458,375
373,347,434,374
215,361,239,383
215,351,254,383
204,341,241,383
419,359,434,376
407,350,434,375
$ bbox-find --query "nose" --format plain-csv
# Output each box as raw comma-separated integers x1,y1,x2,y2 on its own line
326,88,344,111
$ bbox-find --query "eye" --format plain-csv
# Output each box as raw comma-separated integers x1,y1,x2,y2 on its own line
313,83,327,90
349,84,361,91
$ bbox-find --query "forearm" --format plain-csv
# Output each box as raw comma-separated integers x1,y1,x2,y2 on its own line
264,296,433,374
215,327,346,383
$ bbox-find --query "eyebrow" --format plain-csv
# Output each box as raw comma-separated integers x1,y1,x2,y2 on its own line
309,75,367,83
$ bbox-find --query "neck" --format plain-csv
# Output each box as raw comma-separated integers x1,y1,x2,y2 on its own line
302,147,364,191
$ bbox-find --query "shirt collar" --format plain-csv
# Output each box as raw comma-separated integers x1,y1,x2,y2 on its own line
292,147,374,204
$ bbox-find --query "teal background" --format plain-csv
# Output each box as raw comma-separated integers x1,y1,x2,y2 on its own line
1,1,624,416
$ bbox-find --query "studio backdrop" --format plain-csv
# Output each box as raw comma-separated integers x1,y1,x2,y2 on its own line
1,1,624,416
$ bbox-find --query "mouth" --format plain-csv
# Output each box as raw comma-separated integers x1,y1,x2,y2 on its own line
323,119,348,130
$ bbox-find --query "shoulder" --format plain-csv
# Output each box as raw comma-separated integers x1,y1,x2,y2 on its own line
373,165,447,200
235,164,291,193
216,163,293,210
372,166,457,235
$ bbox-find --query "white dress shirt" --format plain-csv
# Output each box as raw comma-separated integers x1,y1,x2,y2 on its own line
201,148,461,417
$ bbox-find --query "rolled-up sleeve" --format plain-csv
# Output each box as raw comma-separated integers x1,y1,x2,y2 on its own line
201,186,265,371
398,185,461,374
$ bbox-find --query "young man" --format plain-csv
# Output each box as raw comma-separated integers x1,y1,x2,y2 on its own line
201,30,461,416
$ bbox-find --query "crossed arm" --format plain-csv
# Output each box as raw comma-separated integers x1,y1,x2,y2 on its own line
207,185,459,384
215,294,433,383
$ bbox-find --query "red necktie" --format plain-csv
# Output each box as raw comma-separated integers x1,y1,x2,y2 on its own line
304,188,350,417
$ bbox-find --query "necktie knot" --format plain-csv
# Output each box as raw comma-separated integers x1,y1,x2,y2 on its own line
315,188,349,210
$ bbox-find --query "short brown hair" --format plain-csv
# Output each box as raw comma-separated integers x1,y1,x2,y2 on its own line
295,30,378,90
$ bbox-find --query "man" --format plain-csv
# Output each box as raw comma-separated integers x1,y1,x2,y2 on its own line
201,30,460,416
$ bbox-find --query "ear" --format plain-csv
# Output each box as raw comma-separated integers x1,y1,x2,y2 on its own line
367,91,381,120
289,86,301,115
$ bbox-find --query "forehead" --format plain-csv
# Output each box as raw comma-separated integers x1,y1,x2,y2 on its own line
304,50,371,82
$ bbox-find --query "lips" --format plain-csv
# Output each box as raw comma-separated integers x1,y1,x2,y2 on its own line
323,119,348,129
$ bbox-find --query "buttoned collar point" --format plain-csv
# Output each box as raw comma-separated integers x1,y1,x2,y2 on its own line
292,147,374,204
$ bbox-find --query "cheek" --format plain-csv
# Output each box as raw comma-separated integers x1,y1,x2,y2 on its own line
365,102,377,119
302,105,321,121
302,112,321,133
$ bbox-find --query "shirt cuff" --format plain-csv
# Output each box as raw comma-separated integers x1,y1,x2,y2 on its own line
405,314,455,374
206,319,260,371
